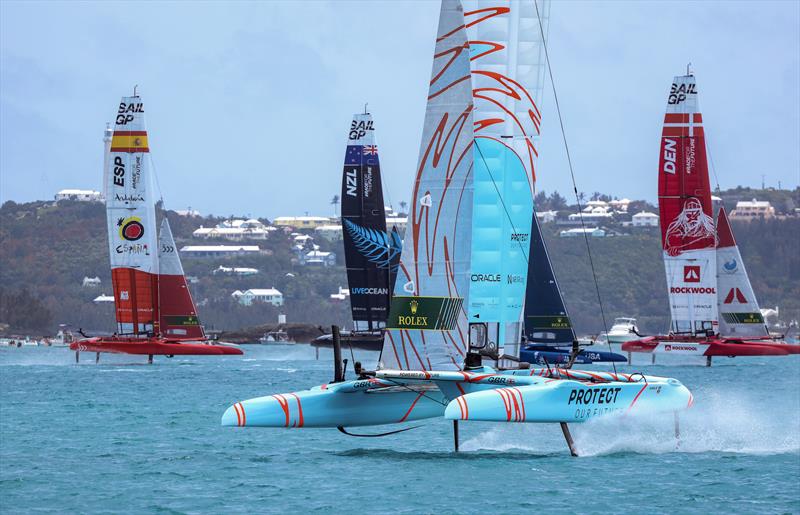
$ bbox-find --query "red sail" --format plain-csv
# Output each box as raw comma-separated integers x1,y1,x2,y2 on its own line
111,268,159,334
158,219,205,340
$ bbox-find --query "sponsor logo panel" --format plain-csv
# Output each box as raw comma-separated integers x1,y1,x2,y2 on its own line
387,296,463,331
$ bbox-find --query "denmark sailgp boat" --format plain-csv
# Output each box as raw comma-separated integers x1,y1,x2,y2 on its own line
70,93,242,362
622,72,800,365
518,209,626,365
223,0,692,456
312,110,401,350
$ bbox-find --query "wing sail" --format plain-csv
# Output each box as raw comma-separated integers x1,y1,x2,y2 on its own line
106,96,160,335
341,113,397,331
658,74,718,335
463,0,549,356
381,0,475,370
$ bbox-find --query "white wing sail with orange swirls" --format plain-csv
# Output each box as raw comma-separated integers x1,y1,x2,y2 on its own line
381,0,475,370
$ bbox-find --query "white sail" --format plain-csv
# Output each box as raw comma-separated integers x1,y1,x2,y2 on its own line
381,0,475,370
463,0,550,357
716,207,769,337
106,96,160,335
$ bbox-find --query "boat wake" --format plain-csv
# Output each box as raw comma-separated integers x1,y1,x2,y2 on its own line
462,387,800,457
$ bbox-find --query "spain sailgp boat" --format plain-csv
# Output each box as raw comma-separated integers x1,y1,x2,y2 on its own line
70,93,242,362
622,72,800,365
222,0,692,456
312,110,401,350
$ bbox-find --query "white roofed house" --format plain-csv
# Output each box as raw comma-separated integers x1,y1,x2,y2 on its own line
631,211,659,227
231,288,284,307
193,218,275,240
560,227,606,238
82,276,101,288
536,210,558,223
55,189,103,202
180,245,261,258
300,250,336,267
729,199,776,221
315,224,343,242
212,265,259,276
568,206,613,222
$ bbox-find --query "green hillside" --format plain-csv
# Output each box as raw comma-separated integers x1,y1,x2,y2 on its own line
1,195,797,336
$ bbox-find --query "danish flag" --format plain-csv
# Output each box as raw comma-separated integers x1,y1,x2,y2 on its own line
724,288,747,304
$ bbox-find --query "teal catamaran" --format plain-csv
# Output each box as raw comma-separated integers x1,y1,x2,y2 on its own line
222,0,692,455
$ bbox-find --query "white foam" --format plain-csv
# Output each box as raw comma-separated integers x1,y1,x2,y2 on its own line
461,386,800,456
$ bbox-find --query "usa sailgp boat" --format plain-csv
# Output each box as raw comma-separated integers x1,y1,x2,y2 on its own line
223,0,692,456
70,93,242,362
312,110,401,350
518,210,626,365
622,72,800,365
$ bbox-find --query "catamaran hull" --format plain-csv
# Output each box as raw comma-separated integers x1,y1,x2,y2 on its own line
222,384,445,428
70,337,243,356
445,378,692,424
519,347,627,365
622,336,798,356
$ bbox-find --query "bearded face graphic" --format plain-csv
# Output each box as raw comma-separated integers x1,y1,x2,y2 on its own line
664,197,717,256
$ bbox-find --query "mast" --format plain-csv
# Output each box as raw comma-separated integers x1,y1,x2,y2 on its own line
105,93,160,336
381,0,475,370
658,72,718,336
341,111,399,333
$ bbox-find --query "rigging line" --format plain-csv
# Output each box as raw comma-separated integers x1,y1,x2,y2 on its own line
533,0,617,374
377,376,449,407
473,139,530,262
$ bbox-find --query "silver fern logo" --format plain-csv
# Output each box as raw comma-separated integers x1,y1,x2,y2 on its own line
343,219,402,270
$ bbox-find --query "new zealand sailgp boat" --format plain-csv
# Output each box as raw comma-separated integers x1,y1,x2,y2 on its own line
70,94,242,362
312,111,401,350
519,210,626,365
622,72,799,364
223,0,692,456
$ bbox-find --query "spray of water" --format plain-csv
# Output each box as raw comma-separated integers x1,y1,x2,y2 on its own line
462,386,800,456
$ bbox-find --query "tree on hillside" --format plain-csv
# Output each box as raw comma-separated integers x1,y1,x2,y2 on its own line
0,289,52,332
549,191,567,210
399,201,408,215
331,195,340,217
534,190,548,210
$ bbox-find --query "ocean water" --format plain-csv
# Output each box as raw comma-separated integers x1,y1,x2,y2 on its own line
1,345,798,514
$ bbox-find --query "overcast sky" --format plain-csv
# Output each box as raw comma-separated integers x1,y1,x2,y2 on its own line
2,0,798,218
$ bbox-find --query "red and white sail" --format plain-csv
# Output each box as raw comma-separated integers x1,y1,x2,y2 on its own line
158,219,206,340
715,207,768,337
658,74,718,335
106,96,160,335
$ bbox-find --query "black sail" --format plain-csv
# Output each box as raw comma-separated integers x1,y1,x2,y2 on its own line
523,208,576,345
340,112,401,331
